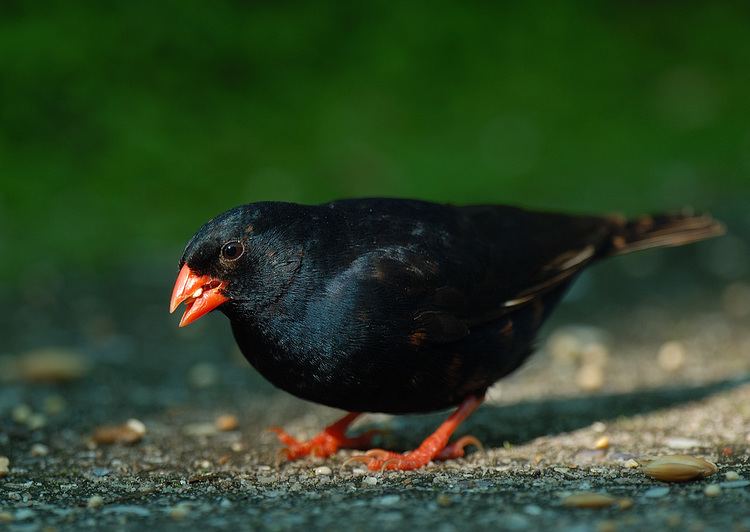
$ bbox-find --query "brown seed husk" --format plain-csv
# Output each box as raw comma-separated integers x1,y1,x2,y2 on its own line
562,492,618,508
641,455,717,482
92,419,146,445
0,456,9,478
11,348,90,383
215,414,239,432
593,436,610,450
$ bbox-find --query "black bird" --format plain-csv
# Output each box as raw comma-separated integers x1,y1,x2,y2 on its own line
170,199,723,470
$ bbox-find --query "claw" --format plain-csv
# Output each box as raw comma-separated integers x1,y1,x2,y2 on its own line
267,427,299,447
456,435,484,453
342,455,373,467
268,412,371,462
365,449,393,459
380,458,402,472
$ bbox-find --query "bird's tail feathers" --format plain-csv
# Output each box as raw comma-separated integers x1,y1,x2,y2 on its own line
609,210,725,256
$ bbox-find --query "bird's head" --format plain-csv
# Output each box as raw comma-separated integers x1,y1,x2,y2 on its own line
169,203,305,327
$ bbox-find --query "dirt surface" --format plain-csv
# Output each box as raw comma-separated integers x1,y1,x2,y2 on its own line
1,244,749,531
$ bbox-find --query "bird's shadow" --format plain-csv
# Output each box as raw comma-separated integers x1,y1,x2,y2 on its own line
373,375,750,450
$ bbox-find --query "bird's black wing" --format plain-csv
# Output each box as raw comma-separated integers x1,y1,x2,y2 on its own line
345,203,615,348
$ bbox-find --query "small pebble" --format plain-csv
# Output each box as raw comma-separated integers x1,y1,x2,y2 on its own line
230,442,244,452
12,404,32,423
15,348,89,382
126,419,146,436
591,422,607,433
30,443,49,457
362,476,378,486
657,341,686,372
623,459,640,469
523,504,542,516
376,495,401,506
643,487,670,498
581,343,609,366
436,494,452,507
215,414,239,432
576,364,604,392
704,484,721,497
170,502,191,520
0,456,9,477
314,466,332,476
663,437,701,450
725,471,741,481
87,495,104,509
27,413,47,430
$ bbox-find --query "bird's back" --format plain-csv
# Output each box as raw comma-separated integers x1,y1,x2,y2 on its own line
227,199,722,413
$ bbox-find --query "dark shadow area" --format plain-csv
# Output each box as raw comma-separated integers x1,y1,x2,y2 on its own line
380,375,750,449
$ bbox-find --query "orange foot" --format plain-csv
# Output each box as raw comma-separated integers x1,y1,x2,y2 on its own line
346,395,484,471
269,412,379,460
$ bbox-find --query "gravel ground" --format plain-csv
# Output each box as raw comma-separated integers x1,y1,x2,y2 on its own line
1,243,749,531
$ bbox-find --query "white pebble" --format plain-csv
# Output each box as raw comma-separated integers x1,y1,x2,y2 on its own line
591,421,607,433
30,443,49,457
663,436,701,450
87,495,104,509
704,484,721,497
643,487,670,498
126,419,146,436
12,404,32,423
314,466,332,476
170,502,191,519
27,413,47,430
576,364,604,391
362,476,378,486
658,341,686,372
725,471,741,481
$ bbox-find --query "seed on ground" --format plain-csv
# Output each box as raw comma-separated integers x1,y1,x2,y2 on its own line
562,492,617,508
215,414,239,431
593,436,610,450
641,455,717,482
92,420,145,445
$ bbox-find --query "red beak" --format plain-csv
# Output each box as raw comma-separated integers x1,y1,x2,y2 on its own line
169,264,229,327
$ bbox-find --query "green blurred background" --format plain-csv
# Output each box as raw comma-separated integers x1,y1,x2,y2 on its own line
2,2,749,281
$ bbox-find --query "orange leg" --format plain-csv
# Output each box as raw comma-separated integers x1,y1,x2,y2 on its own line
347,395,484,471
269,412,379,460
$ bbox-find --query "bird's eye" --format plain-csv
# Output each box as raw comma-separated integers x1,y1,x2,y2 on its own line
220,241,244,261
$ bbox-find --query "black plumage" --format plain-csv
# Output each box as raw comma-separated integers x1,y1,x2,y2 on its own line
174,199,723,414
